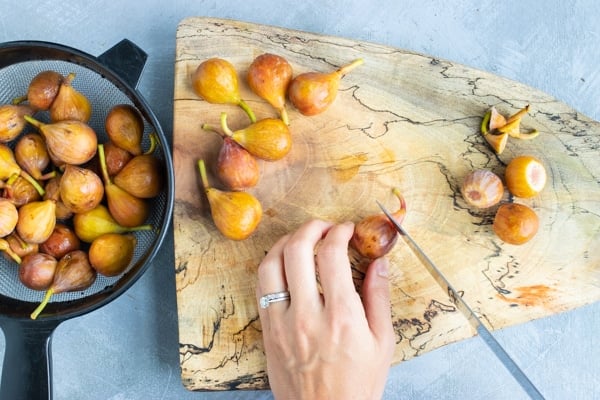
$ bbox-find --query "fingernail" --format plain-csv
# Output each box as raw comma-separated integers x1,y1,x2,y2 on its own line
375,258,389,278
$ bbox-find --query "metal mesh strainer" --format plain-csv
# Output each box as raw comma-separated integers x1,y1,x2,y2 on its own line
0,40,174,399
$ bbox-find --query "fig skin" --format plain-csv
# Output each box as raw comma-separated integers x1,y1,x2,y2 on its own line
288,58,363,116
89,233,136,276
16,199,56,244
351,188,407,259
26,70,63,111
49,72,92,123
0,104,34,143
59,164,104,214
216,137,260,191
104,141,133,176
247,53,293,125
105,104,144,156
0,198,18,238
14,133,52,181
113,154,163,198
40,223,81,260
19,253,58,291
73,204,152,243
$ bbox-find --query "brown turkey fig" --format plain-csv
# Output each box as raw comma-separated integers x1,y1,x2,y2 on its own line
73,204,152,243
197,159,262,240
19,253,57,290
288,58,363,116
105,104,144,156
216,137,259,191
98,144,149,227
247,53,293,125
0,103,34,142
40,223,81,260
89,233,136,276
30,250,96,320
23,70,63,111
59,164,104,214
49,72,92,122
24,115,97,165
350,188,406,259
192,58,256,123
14,133,54,180
113,154,163,198
0,143,45,196
16,199,56,244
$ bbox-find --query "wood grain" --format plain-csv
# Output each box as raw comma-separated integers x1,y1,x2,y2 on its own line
173,17,600,391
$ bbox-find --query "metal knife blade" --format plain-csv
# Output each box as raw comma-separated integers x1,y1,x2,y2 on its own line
376,201,545,400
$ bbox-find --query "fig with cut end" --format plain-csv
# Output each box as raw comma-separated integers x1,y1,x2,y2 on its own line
351,188,406,259
192,58,256,123
30,250,97,319
288,58,363,116
197,159,262,240
247,53,293,125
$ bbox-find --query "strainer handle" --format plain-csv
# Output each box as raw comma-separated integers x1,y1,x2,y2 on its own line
97,39,148,89
0,318,60,400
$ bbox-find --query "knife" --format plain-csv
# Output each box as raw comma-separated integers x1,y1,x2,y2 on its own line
376,201,545,400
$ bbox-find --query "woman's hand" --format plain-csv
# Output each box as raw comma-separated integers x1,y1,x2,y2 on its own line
256,219,395,400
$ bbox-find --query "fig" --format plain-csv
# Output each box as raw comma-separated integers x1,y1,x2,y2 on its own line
24,70,63,111
30,250,97,320
40,223,81,260
5,231,39,259
73,204,152,243
98,144,149,227
19,253,57,291
105,104,144,156
192,58,256,123
24,116,97,166
0,198,18,238
0,237,23,264
59,164,104,214
288,58,363,116
113,154,163,198
0,103,34,143
247,53,293,125
49,72,92,123
104,140,133,176
14,133,54,180
2,175,41,207
89,233,136,276
43,174,73,220
197,159,262,240
16,199,56,244
216,137,260,191
0,143,45,196
209,112,291,161
461,169,504,208
351,188,407,259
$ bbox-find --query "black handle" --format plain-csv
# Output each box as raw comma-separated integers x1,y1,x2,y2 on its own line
97,39,148,89
0,318,60,400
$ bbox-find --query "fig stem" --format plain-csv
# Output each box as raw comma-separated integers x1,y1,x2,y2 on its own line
391,187,407,221
97,144,112,185
30,287,55,320
337,58,364,76
201,123,225,138
143,132,159,155
23,114,43,129
219,112,235,137
11,95,27,105
0,239,22,264
238,99,256,123
280,107,289,126
197,159,210,190
19,169,46,196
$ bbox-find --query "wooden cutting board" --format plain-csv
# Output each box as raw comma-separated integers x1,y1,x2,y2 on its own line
173,17,600,391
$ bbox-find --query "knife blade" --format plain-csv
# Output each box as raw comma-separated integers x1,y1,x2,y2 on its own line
376,201,545,400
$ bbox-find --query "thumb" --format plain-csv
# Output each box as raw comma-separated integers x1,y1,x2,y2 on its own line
362,257,395,347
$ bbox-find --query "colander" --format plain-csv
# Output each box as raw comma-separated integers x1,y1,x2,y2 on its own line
0,39,174,399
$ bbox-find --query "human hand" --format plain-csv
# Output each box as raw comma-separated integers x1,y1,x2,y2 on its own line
256,219,395,400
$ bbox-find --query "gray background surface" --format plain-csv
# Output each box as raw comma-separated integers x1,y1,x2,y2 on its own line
1,1,599,399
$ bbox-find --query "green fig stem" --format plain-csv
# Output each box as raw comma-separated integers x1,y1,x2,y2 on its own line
197,159,210,190
143,132,159,155
280,107,289,126
238,99,256,123
219,112,235,137
201,123,224,137
0,239,22,264
23,114,43,129
11,95,27,105
30,287,55,320
97,143,112,185
19,170,45,196
337,58,364,77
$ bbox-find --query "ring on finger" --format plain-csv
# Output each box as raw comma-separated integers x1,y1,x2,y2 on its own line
259,291,291,309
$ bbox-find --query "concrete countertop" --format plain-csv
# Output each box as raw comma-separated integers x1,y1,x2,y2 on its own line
1,1,598,399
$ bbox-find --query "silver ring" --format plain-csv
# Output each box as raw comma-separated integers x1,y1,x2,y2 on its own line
259,291,291,309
